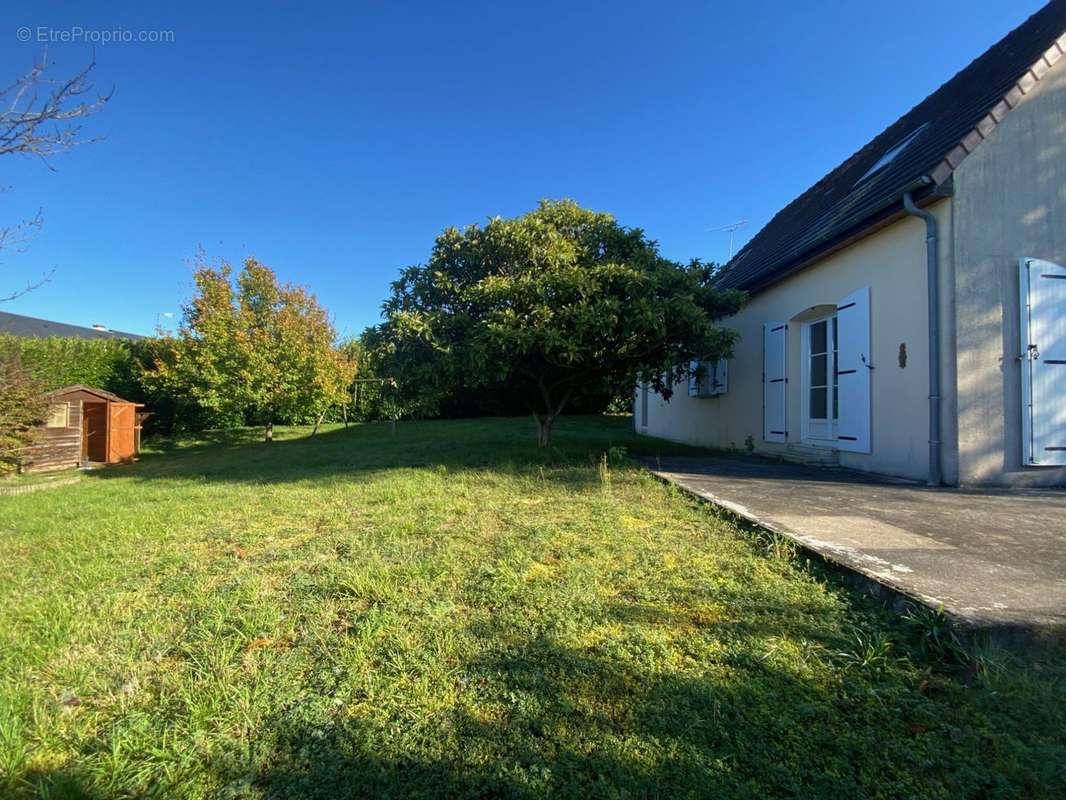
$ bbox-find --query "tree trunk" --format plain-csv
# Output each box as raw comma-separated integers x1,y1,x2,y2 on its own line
264,414,274,443
535,415,553,447
311,409,327,437
531,380,574,448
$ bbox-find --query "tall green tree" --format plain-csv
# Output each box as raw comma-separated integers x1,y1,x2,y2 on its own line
145,257,353,441
371,200,746,445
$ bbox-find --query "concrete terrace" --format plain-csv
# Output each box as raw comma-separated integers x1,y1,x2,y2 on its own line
640,455,1066,635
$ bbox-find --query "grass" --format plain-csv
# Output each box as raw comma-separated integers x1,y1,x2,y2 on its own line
1,469,81,488
0,415,1063,799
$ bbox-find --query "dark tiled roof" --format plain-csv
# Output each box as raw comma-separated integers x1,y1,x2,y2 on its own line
0,311,145,340
717,0,1066,293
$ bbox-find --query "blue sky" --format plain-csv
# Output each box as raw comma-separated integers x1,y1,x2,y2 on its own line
0,0,1048,337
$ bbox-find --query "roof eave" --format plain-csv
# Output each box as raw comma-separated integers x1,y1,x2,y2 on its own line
719,16,1066,297
47,384,133,403
738,179,950,296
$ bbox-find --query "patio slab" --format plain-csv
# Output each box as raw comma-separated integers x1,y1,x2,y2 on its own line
639,455,1066,635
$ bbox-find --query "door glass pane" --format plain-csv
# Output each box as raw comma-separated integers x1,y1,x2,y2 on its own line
810,320,827,354
833,385,838,419
811,354,827,387
810,387,827,419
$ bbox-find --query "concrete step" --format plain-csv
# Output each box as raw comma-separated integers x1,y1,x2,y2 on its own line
782,443,840,467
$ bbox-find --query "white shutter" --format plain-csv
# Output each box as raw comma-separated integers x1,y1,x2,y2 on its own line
1020,258,1066,466
687,359,700,397
710,358,728,395
763,323,787,442
836,286,871,453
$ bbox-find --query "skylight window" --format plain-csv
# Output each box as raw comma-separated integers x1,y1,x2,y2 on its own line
856,122,930,183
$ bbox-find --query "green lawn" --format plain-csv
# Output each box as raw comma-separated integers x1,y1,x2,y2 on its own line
0,470,81,489
0,416,1063,799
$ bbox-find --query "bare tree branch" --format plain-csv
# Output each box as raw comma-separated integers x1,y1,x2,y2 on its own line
0,268,53,303
0,52,110,301
0,208,43,254
0,50,112,168
0,208,53,300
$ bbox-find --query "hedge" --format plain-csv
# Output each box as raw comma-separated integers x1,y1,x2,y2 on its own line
0,335,349,433
0,334,144,400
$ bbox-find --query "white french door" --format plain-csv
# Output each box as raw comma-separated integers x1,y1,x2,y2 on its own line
801,315,838,443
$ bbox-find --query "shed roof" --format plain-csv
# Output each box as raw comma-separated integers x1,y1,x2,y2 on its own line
716,0,1066,293
0,311,145,340
48,385,134,404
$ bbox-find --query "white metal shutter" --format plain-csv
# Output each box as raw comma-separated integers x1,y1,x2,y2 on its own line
763,323,787,442
1020,258,1066,466
836,286,871,453
688,359,700,397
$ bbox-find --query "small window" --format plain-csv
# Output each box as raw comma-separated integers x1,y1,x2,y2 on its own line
46,403,69,428
689,358,729,397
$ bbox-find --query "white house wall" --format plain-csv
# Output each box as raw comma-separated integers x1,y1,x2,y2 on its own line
953,51,1066,487
637,199,955,484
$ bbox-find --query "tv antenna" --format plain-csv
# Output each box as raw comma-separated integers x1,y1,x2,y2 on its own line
711,219,748,260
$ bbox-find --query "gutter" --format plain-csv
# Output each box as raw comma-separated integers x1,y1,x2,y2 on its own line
902,182,942,486
726,179,946,295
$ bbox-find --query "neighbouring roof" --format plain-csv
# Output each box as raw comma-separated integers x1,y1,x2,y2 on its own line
0,311,145,340
48,385,133,403
716,0,1066,293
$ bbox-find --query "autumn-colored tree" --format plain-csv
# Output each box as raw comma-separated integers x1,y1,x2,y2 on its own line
146,257,353,441
0,345,48,474
336,336,366,425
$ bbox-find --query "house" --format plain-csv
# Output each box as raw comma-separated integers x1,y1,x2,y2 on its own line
22,385,145,472
0,311,145,340
637,0,1066,488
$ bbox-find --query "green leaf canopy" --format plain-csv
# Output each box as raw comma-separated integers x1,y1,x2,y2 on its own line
371,200,746,444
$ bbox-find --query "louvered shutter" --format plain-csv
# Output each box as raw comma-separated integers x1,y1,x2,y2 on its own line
763,323,787,442
688,359,700,397
1020,258,1066,466
836,286,871,453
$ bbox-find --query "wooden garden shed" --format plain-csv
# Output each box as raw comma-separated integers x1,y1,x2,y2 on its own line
22,385,145,472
